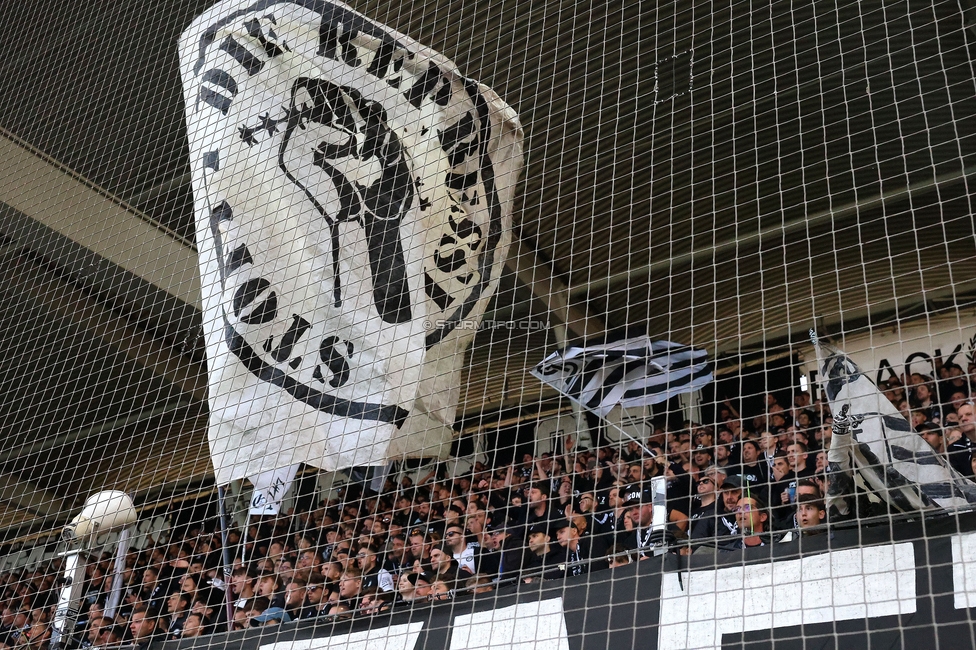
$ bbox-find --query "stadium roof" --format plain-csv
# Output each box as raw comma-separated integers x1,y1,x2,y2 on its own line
0,0,975,542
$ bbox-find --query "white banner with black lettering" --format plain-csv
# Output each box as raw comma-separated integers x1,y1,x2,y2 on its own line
179,0,522,483
800,313,976,386
248,464,300,515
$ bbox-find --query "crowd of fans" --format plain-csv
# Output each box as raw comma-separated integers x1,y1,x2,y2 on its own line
0,361,974,649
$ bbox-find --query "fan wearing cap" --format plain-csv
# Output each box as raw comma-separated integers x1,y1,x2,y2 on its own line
691,445,713,473
716,475,742,539
554,519,596,577
427,544,462,589
481,520,525,581
523,521,567,581
918,420,945,453
251,607,292,626
686,467,725,552
621,486,670,558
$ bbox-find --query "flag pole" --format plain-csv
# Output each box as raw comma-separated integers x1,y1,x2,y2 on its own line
217,485,235,633
583,407,655,457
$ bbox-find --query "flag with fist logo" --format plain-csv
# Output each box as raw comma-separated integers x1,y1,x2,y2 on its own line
179,0,522,483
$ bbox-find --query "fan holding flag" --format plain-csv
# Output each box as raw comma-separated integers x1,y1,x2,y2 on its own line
810,330,976,518
530,335,713,554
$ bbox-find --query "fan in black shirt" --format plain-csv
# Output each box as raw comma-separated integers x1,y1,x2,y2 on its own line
734,439,770,502
787,441,815,478
523,522,567,581
768,452,797,531
687,469,724,550
554,520,599,577
716,475,742,542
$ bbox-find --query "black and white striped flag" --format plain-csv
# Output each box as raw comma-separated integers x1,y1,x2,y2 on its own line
816,340,976,511
531,337,712,417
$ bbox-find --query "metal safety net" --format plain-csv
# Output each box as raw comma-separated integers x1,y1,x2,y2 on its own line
1,0,976,648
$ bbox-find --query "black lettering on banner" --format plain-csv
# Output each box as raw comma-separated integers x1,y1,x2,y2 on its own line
313,336,353,388
404,63,452,109
203,151,220,171
445,171,480,193
425,273,454,310
199,69,239,114
905,351,934,377
366,40,395,78
226,244,254,274
438,112,478,167
450,212,482,248
263,314,312,362
422,81,503,349
876,358,896,385
941,344,963,368
234,278,278,325
318,18,360,66
209,200,234,285
266,476,287,498
434,235,466,274
244,15,289,58
219,35,266,76
824,355,861,401
383,49,409,88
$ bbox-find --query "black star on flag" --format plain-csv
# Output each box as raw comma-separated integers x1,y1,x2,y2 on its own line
258,112,281,135
238,124,259,146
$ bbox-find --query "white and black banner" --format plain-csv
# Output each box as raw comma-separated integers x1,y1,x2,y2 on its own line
178,0,522,483
248,464,300,515
531,337,712,418
800,313,976,388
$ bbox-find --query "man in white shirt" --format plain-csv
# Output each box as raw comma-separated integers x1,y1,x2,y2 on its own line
444,523,479,575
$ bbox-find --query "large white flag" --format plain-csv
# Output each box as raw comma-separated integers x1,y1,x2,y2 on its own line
179,0,522,484
817,341,976,511
531,337,712,418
